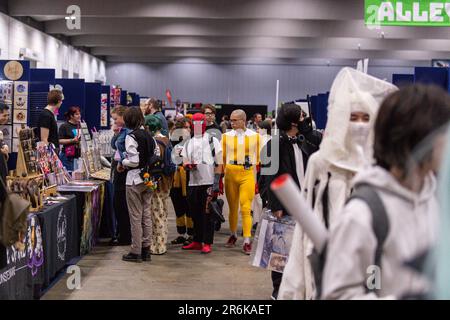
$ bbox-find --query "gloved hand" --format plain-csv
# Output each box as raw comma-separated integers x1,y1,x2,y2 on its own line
219,174,224,195
183,163,197,171
213,173,221,195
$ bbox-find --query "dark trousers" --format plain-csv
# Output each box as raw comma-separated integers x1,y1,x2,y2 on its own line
113,170,131,244
188,185,214,245
271,271,282,298
170,187,193,236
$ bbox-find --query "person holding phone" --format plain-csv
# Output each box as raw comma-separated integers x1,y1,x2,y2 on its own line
58,106,82,171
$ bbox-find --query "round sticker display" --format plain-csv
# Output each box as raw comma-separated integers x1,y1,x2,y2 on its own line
16,84,26,93
4,61,24,81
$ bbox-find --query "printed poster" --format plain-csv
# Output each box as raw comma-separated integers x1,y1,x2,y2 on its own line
101,93,108,127
13,109,27,124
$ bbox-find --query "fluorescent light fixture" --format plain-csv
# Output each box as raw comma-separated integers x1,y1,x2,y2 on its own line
64,16,76,20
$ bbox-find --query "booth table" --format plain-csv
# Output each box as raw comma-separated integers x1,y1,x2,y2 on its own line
0,195,78,299
37,195,79,288
58,180,107,255
0,181,109,299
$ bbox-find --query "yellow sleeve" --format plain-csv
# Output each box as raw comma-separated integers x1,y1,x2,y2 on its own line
222,134,226,165
256,134,260,164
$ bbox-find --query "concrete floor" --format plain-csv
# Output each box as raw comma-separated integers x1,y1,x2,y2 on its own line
42,197,273,300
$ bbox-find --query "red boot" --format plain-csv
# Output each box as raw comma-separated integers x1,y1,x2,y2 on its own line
201,244,212,254
182,241,203,250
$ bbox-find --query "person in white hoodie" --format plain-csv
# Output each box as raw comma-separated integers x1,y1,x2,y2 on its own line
322,84,450,300
431,123,450,299
279,67,397,300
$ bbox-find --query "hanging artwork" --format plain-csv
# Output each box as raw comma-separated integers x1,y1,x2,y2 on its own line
14,81,28,95
0,81,13,103
101,93,108,127
13,109,27,124
0,125,12,149
14,95,28,110
4,61,24,81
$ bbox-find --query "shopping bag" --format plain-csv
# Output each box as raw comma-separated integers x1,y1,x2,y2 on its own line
249,209,296,273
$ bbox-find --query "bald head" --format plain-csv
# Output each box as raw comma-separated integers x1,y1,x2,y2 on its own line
231,109,246,120
230,109,247,130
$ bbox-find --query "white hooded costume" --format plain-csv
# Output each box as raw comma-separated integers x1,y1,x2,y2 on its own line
278,67,398,300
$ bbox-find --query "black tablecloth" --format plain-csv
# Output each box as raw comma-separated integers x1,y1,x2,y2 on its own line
37,195,79,288
60,181,109,255
0,214,45,299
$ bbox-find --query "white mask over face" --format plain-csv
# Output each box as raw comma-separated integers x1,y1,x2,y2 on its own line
348,122,370,147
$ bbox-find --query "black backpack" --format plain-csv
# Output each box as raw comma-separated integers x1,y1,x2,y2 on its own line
129,130,160,178
310,183,390,299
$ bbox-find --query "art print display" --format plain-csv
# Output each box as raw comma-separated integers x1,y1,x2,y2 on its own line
0,125,12,148
14,95,27,110
14,81,28,95
250,210,295,273
3,61,24,81
110,87,121,108
0,81,13,103
13,109,27,124
101,93,108,127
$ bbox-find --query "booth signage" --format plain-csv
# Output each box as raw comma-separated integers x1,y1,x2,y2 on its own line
365,0,450,26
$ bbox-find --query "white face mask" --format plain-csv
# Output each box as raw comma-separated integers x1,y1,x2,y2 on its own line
348,122,370,147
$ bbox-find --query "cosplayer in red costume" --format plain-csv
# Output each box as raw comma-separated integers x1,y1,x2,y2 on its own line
181,113,223,254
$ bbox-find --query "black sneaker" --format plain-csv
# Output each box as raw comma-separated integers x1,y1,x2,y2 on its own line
109,238,119,246
271,288,279,300
122,252,142,263
142,247,151,262
183,236,193,246
171,236,187,245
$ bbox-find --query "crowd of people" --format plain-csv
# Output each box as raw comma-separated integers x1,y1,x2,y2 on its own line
2,66,450,300
109,100,270,259
71,69,450,299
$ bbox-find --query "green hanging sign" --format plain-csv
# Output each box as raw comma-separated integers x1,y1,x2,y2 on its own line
365,0,450,26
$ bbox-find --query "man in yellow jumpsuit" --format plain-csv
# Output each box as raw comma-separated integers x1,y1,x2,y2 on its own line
222,109,260,255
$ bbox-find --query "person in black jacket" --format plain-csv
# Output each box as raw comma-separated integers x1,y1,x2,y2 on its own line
202,104,222,141
259,103,322,300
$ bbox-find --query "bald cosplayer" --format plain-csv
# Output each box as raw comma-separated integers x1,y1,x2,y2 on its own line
221,109,261,254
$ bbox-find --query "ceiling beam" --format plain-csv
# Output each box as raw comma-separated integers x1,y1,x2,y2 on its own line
92,47,450,60
44,18,450,40
72,35,450,52
105,56,429,67
9,0,362,20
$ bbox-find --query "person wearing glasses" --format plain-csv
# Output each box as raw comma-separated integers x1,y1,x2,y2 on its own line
221,109,261,255
202,104,222,142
